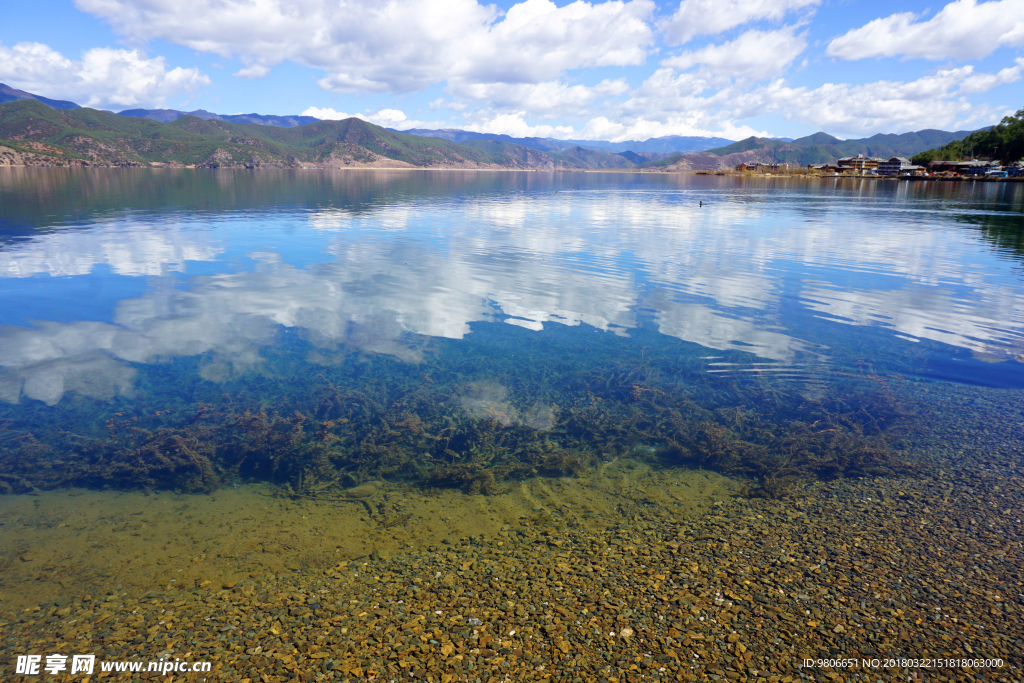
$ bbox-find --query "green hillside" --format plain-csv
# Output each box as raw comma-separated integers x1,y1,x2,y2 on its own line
0,100,627,170
548,145,638,169
790,132,842,146
638,127,985,169
912,108,1023,165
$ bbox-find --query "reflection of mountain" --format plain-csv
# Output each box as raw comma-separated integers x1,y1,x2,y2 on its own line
957,212,1024,263
2,171,1023,405
0,167,487,238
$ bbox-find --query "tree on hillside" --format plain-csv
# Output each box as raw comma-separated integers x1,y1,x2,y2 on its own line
911,148,941,166
912,107,1024,165
998,107,1024,161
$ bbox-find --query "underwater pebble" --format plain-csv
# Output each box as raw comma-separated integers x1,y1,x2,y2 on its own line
1,468,1021,682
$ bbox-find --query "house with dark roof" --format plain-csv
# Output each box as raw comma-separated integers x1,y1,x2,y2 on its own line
928,160,997,175
877,157,911,176
837,155,881,173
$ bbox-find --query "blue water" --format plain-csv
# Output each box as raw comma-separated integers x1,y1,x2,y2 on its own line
0,168,1022,493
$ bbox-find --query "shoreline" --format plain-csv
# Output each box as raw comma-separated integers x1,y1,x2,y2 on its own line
1,163,1022,183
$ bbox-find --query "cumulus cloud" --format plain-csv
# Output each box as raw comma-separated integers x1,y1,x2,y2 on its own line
301,106,433,130
452,0,654,85
661,0,819,45
595,68,768,139
0,41,209,109
234,63,271,79
76,0,655,93
743,66,1011,136
460,113,578,138
449,79,629,117
429,98,468,111
959,59,1024,94
826,0,1024,61
576,115,766,142
591,57,1019,141
662,26,808,81
301,107,355,120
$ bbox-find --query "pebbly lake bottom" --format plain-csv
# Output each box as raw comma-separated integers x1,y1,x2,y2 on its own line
0,380,1021,682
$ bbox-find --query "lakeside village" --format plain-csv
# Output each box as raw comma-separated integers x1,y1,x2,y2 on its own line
734,155,1024,179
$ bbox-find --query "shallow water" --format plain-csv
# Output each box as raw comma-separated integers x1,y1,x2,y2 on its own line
0,168,1022,609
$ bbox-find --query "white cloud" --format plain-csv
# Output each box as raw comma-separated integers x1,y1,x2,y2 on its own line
301,106,433,130
575,114,765,142
461,113,577,138
449,79,629,117
591,58,1018,140
76,0,655,94
0,42,209,109
744,66,1009,136
302,107,354,120
826,0,1024,61
600,68,767,139
663,26,807,81
452,0,655,85
234,63,271,79
661,0,819,45
959,59,1023,94
368,108,412,126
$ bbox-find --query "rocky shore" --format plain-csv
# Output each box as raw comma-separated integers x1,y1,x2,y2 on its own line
2,464,1020,683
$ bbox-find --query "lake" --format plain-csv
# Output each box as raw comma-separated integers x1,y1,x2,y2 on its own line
1,168,1022,679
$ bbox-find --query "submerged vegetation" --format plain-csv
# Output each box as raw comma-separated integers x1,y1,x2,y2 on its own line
0,323,918,499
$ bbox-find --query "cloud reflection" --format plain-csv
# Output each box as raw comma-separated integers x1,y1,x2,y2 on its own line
0,222,222,277
802,283,1024,360
1,182,1022,405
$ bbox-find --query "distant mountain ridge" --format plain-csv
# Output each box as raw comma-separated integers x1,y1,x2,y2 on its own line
394,128,576,153
0,83,737,155
397,127,735,156
0,83,995,171
118,108,319,128
0,99,638,170
0,83,81,111
640,129,986,171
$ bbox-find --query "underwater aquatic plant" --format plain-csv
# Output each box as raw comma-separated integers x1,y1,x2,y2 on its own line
0,324,918,500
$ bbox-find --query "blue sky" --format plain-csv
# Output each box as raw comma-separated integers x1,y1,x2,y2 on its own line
2,0,1022,141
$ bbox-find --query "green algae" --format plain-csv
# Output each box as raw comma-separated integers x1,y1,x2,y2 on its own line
0,322,918,499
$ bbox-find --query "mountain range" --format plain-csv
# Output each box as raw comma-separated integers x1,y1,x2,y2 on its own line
395,127,736,156
641,129,984,171
117,108,320,128
0,84,766,159
0,83,81,111
0,84,988,171
0,98,639,170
